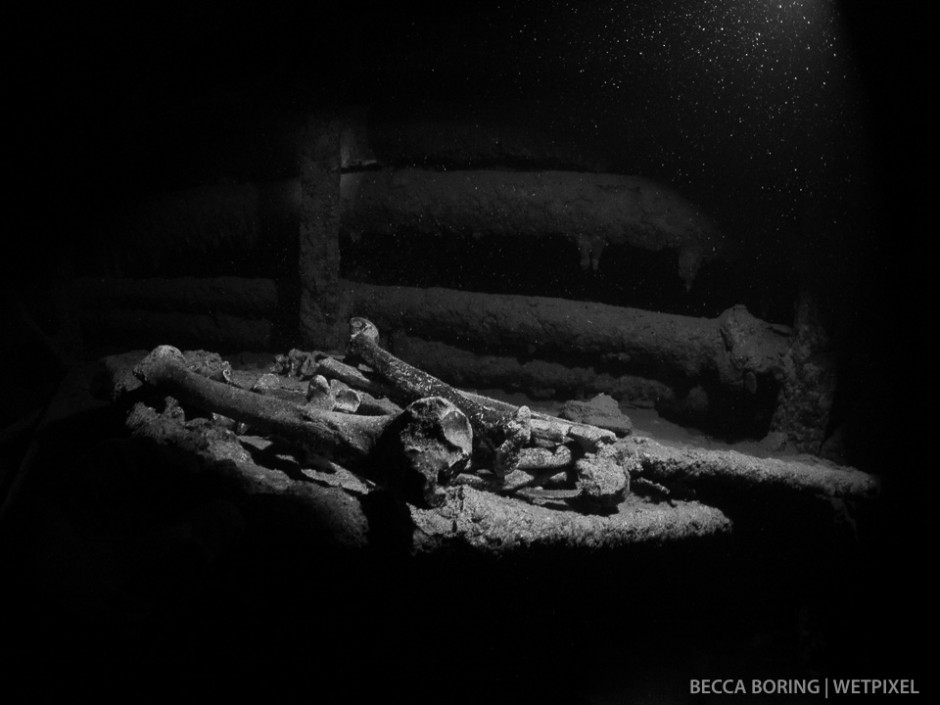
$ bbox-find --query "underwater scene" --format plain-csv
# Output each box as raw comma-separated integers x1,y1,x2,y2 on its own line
3,1,928,703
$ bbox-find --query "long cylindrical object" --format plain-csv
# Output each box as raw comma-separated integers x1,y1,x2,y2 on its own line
343,280,790,387
627,437,879,500
340,168,729,289
75,276,279,316
81,309,274,351
134,345,389,465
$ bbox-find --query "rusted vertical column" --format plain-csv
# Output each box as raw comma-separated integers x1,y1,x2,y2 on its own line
769,289,836,453
299,116,343,348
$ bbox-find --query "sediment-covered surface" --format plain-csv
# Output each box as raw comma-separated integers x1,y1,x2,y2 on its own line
95,349,873,555
113,357,734,554
412,488,730,554
344,281,788,384
341,168,727,290
1,349,895,705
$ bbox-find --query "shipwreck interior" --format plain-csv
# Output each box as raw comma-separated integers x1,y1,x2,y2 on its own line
2,1,930,702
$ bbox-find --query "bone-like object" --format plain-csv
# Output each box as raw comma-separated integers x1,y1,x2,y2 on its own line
310,355,613,451
313,356,401,414
315,356,391,397
346,318,530,475
135,346,389,465
575,452,630,509
377,396,472,507
500,446,574,492
458,389,616,451
305,375,335,410
518,445,573,471
305,376,362,413
134,346,474,507
329,380,362,413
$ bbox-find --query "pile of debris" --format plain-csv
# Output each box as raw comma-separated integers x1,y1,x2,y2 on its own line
113,317,878,554
131,317,631,511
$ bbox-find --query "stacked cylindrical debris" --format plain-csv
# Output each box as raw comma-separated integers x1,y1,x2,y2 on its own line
328,111,833,451
72,177,301,352
71,105,834,451
338,282,823,446
75,277,280,351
